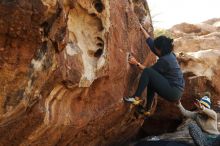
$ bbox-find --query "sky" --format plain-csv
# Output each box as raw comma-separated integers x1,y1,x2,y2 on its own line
147,0,220,29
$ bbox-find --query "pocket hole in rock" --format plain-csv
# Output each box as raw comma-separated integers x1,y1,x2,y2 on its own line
94,48,103,58
96,37,104,43
90,13,97,17
97,43,104,47
93,0,104,13
40,21,50,35
98,25,104,31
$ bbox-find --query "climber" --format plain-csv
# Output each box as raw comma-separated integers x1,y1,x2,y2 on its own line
123,22,185,116
176,92,220,146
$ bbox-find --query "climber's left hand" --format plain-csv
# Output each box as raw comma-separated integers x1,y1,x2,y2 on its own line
128,55,139,65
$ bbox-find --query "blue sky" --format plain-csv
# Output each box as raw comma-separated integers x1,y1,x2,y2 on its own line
148,0,220,28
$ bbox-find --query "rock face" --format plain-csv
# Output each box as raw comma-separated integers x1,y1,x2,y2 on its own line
0,0,155,145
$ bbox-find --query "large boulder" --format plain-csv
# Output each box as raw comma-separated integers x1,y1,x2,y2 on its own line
0,0,155,145
174,32,220,52
203,18,220,28
169,21,219,37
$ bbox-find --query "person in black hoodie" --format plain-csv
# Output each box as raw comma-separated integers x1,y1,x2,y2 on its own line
124,23,185,116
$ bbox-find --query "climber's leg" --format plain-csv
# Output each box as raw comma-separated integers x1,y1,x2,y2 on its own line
133,68,152,98
124,68,182,105
135,85,155,116
146,84,155,111
188,123,209,146
123,67,151,105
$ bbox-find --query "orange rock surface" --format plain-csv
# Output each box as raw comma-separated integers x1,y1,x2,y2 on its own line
0,0,155,145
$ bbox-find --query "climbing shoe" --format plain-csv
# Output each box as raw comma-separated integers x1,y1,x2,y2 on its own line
123,96,142,105
136,105,151,117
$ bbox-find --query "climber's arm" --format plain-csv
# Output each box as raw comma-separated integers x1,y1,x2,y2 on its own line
146,38,158,56
137,62,146,70
201,108,217,120
140,24,158,56
128,55,146,70
194,99,217,120
177,102,197,120
140,24,150,39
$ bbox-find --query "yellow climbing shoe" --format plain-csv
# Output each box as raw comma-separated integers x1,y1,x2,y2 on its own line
123,96,142,105
136,105,151,117
143,111,151,116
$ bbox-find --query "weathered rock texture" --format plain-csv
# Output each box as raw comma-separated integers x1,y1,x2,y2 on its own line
0,0,155,145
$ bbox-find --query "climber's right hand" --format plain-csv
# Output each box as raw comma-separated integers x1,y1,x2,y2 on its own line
139,23,146,32
139,23,150,38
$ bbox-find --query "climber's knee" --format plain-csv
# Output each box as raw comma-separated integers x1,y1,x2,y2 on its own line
142,67,155,75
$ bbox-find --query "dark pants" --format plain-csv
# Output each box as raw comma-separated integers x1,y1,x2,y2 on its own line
133,68,182,110
189,123,220,146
